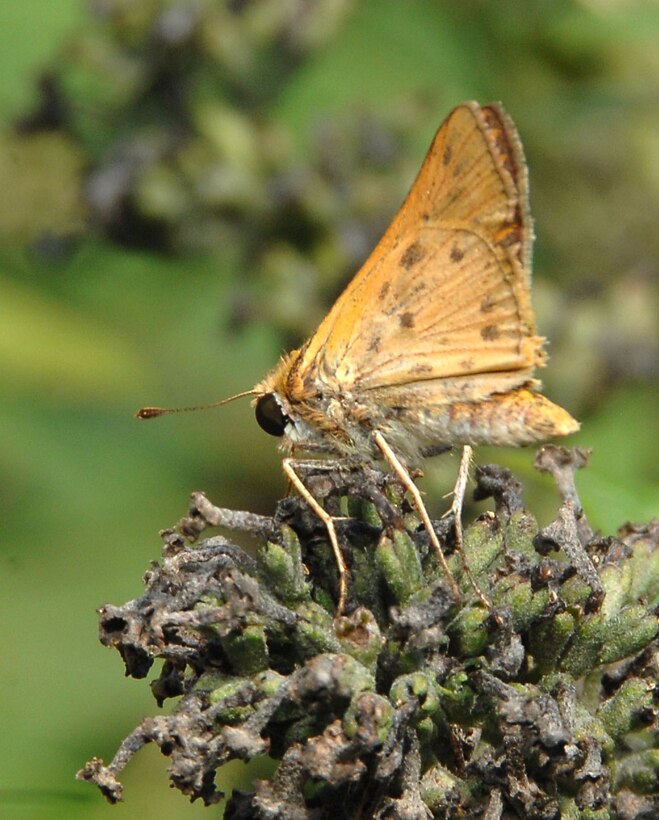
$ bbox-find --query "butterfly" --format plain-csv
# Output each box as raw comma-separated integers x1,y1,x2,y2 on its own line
140,101,579,614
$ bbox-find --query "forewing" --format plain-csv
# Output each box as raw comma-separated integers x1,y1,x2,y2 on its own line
291,102,542,401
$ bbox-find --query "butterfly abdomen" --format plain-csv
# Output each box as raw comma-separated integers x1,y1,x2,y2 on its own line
436,386,580,447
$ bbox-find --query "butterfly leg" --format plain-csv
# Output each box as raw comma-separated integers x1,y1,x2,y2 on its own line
448,446,493,611
372,430,461,601
281,458,348,616
283,444,314,498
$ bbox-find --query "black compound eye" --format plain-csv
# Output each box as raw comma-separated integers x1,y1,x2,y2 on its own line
255,393,289,437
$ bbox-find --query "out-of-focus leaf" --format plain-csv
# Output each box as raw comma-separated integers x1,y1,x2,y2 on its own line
575,384,659,532
275,0,478,143
0,132,86,242
0,274,150,403
0,0,80,117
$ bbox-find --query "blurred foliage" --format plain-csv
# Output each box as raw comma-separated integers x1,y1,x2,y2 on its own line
0,0,657,818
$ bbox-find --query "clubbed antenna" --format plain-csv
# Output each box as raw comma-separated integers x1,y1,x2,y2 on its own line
136,390,258,420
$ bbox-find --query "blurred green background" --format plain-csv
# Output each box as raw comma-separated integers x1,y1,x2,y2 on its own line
1,1,657,818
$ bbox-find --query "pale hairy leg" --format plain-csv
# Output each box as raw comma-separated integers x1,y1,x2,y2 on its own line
373,431,461,601
282,458,348,616
284,444,492,616
447,445,493,610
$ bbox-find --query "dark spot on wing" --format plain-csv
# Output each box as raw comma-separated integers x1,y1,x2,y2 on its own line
400,241,426,270
460,359,474,370
442,145,452,166
450,245,464,263
368,335,381,353
446,188,462,206
400,312,415,329
480,294,496,313
422,212,430,223
379,281,391,301
481,324,500,341
411,363,433,375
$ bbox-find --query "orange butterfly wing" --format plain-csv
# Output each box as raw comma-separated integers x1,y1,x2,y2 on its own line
291,102,543,406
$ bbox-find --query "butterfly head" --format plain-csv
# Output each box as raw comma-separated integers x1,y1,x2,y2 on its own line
252,351,298,440
253,387,336,454
252,349,347,454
